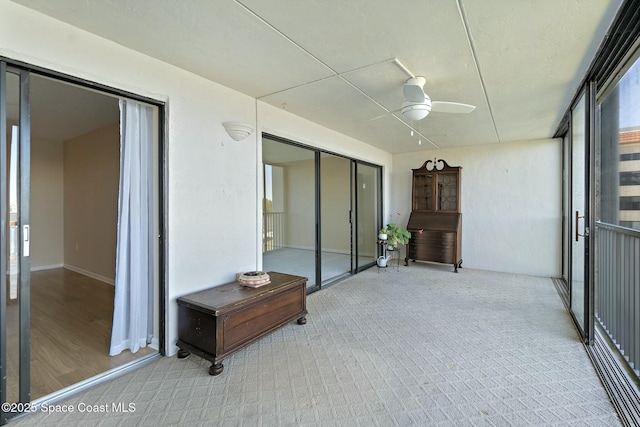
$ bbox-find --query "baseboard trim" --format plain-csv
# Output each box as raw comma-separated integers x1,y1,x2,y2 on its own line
63,264,115,286
31,264,64,272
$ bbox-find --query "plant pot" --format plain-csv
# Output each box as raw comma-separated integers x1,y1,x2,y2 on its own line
378,233,387,240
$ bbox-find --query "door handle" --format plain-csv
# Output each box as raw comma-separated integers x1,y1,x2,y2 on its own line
23,224,30,256
575,211,589,241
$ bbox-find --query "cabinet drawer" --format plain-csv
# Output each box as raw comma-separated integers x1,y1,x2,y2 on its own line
411,233,454,245
409,241,455,252
427,233,454,244
409,246,454,260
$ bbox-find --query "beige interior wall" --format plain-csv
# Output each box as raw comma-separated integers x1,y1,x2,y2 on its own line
280,156,352,252
356,166,379,258
63,122,120,283
320,155,351,252
30,137,65,269
283,159,315,249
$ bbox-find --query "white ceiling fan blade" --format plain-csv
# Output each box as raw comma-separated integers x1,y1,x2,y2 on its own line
430,101,476,114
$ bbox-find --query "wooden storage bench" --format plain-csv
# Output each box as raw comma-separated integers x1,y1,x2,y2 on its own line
176,272,307,375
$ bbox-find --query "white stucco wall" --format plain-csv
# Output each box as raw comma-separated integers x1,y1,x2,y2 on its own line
391,139,563,277
0,1,392,356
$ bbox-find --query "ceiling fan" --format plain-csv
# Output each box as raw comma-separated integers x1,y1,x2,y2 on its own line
375,76,475,121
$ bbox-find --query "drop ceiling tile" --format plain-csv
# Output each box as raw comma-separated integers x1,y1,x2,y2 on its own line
461,0,624,142
10,0,626,152
12,0,335,97
238,0,466,75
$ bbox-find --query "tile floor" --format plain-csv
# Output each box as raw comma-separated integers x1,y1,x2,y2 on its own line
10,263,621,426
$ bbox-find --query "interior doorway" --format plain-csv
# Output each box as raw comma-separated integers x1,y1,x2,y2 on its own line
1,64,163,423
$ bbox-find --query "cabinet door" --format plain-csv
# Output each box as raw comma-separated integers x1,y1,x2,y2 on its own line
436,173,459,211
413,173,433,211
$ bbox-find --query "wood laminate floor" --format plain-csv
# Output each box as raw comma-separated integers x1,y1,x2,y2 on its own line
5,268,155,402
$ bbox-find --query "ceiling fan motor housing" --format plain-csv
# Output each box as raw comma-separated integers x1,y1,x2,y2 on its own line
403,76,428,102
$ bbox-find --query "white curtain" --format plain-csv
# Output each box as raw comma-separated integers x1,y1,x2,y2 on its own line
110,99,154,356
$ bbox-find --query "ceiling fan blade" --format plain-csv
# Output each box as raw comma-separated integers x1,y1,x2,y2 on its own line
430,101,476,114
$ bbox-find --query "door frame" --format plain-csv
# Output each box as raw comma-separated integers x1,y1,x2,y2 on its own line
261,133,383,292
0,61,32,425
566,82,596,344
0,58,167,424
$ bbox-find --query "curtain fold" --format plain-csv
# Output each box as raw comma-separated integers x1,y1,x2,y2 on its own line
109,99,154,356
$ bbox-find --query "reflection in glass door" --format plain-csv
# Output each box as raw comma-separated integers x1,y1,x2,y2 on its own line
262,137,318,290
1,63,31,424
262,135,382,291
571,93,588,335
354,162,380,271
320,153,352,282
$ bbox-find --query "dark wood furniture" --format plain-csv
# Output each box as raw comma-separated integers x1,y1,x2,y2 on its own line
405,159,463,272
406,212,462,271
176,272,307,375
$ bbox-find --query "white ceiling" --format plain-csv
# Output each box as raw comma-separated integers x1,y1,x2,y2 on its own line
10,0,623,153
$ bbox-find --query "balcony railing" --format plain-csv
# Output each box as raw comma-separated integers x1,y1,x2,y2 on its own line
263,212,285,253
596,221,640,377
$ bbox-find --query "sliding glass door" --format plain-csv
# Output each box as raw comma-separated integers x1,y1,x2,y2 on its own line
354,162,380,272
1,62,31,425
1,62,165,423
570,93,588,334
563,86,595,343
262,137,318,290
596,52,640,378
320,153,352,282
262,134,382,291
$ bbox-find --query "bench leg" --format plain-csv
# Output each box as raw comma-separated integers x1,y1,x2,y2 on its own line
209,363,224,376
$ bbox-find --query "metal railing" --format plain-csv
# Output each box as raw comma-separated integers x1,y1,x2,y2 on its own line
596,221,640,377
263,212,285,253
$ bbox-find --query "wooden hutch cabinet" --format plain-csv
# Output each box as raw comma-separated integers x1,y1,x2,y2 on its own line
405,159,462,272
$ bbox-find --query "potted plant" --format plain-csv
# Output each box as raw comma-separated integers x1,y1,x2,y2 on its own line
378,227,388,240
385,222,411,250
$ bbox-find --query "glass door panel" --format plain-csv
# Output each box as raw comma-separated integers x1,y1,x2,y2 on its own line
1,64,31,423
437,173,458,211
354,162,379,271
262,137,318,290
571,93,587,333
262,134,383,290
320,153,351,282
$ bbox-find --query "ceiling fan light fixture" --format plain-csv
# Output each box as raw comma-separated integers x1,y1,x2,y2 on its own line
401,97,432,121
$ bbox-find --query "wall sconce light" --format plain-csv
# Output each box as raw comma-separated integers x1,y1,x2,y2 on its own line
222,122,253,141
